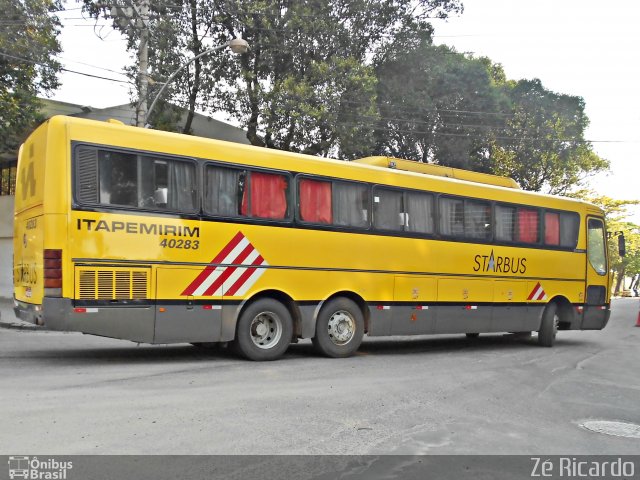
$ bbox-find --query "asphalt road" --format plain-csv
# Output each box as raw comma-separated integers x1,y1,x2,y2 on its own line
0,298,639,456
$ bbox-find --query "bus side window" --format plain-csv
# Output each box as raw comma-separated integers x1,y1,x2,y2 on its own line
204,165,243,217
464,200,491,240
495,204,516,242
405,191,434,234
544,212,560,245
299,178,332,224
373,188,403,231
517,208,539,243
241,171,289,220
560,212,579,248
333,181,370,228
439,197,464,237
136,157,196,212
98,150,138,207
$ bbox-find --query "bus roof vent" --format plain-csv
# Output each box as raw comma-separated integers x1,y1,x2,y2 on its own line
353,156,520,189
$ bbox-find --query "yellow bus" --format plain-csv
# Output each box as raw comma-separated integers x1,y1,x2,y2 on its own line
13,116,613,360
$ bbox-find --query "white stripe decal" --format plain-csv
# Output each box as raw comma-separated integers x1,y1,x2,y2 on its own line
233,261,268,296
213,250,262,296
191,238,250,296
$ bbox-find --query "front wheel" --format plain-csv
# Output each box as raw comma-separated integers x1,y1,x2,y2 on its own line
538,303,559,347
234,298,293,361
312,297,364,358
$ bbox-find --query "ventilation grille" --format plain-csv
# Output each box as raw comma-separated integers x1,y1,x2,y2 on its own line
76,146,98,204
77,267,149,300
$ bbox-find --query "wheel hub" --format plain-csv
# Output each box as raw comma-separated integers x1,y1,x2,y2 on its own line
328,311,355,345
250,312,282,349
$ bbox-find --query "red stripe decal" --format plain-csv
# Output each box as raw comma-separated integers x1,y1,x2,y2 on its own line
527,282,541,301
224,255,265,296
202,243,255,296
181,232,245,296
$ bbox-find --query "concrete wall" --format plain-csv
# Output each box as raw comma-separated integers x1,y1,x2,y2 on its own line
0,195,14,299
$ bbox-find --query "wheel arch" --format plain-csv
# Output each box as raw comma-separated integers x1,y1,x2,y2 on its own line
547,295,576,330
222,289,300,342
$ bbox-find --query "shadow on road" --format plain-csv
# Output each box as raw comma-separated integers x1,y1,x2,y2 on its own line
5,331,598,366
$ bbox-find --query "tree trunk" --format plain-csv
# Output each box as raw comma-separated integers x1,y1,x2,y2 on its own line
614,266,625,295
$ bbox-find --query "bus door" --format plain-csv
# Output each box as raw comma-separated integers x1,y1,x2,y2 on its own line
582,216,610,329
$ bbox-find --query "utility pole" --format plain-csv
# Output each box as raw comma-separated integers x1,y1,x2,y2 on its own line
136,0,149,127
110,0,150,127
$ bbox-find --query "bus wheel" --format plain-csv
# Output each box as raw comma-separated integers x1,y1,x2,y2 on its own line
538,302,559,347
312,297,364,358
234,299,293,361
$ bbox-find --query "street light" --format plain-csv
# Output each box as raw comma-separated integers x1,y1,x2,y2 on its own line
145,37,249,127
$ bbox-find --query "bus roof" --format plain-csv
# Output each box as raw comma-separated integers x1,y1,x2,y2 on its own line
353,156,521,189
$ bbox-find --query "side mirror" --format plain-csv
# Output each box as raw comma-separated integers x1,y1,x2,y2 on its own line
618,233,626,257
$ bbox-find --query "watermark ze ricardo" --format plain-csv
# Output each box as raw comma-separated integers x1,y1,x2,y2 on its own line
8,457,73,480
531,457,636,478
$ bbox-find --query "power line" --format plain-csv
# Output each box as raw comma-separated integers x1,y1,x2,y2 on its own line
0,51,132,84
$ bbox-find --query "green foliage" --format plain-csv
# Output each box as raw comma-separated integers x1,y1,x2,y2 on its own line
0,0,62,156
373,39,508,169
490,79,609,194
85,0,462,155
85,0,607,194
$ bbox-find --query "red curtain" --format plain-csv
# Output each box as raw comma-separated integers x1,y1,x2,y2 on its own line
299,178,332,224
241,172,288,219
518,208,539,243
545,212,560,245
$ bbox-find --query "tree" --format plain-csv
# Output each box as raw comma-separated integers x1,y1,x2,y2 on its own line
0,0,62,156
85,0,463,157
373,36,508,169
490,79,609,194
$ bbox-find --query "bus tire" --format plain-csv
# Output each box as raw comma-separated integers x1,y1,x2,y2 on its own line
312,297,364,358
234,298,293,361
538,302,559,347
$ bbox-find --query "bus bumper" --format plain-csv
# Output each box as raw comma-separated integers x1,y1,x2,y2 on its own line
581,304,611,330
13,298,44,326
40,297,157,343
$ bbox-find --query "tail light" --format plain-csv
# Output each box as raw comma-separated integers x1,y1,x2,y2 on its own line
44,249,62,295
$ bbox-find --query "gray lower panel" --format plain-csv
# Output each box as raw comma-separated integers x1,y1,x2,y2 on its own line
368,307,392,336
43,297,155,343
390,307,435,335
492,305,542,333
435,305,492,334
153,304,222,343
368,304,543,337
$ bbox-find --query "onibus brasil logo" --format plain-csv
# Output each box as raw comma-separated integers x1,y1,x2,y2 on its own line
8,456,72,480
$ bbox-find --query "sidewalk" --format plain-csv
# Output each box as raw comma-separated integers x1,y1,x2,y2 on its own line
0,297,41,330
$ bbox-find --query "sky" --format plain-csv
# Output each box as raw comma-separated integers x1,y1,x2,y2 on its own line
51,0,639,223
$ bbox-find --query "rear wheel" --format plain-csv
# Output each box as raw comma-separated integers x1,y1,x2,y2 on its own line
538,302,559,347
234,298,293,361
312,297,364,358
